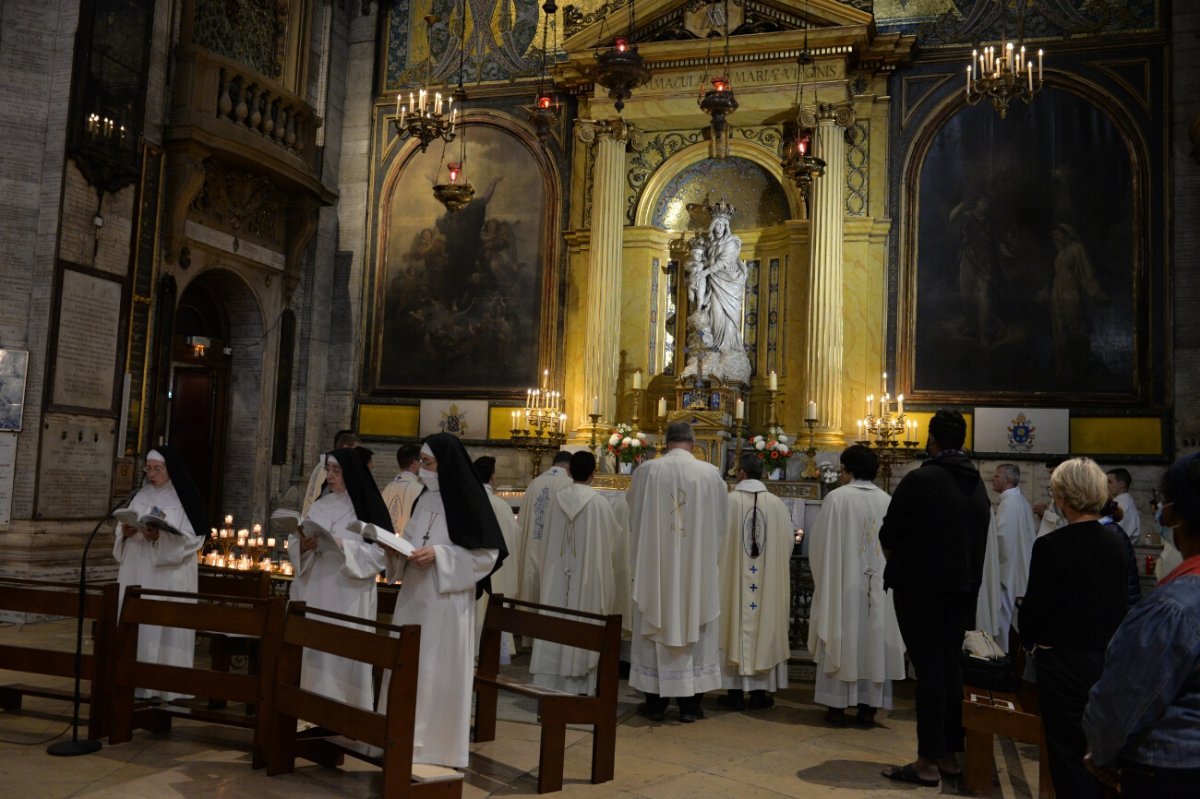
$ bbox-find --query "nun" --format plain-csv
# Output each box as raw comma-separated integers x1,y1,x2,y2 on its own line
386,433,507,769
113,444,208,700
289,446,391,710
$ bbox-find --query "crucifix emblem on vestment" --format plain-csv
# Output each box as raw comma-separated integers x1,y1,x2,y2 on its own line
667,489,688,538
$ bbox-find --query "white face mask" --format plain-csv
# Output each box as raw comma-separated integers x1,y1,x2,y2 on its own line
419,467,439,491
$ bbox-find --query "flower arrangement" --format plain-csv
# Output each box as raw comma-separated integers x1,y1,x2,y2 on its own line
607,423,649,464
750,427,791,467
818,462,840,486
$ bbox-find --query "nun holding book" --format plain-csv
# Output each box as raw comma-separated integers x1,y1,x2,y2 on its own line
112,444,208,700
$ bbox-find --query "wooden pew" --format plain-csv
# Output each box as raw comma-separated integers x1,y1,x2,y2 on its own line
473,595,621,794
108,587,286,768
962,686,1055,798
196,566,273,709
0,578,119,741
266,602,463,798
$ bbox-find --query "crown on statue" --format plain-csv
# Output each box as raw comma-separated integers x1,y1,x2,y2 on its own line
708,200,736,222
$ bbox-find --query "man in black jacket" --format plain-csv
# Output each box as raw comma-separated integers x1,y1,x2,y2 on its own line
879,409,991,787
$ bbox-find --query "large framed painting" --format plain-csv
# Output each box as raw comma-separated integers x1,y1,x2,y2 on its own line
900,83,1146,402
370,112,560,396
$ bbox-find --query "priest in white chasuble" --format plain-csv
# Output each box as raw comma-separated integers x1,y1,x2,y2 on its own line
717,453,793,712
382,443,424,535
627,421,727,723
473,455,521,660
517,450,573,603
289,447,390,711
384,434,505,769
991,464,1037,652
808,445,905,728
529,451,622,695
974,511,1004,644
113,445,207,701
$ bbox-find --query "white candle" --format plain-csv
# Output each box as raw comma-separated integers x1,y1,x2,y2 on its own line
735,399,745,420
224,514,233,526
633,370,642,390
867,394,874,416
882,371,888,395
857,419,864,438
807,400,818,421
592,395,600,416
267,537,275,548
657,397,667,418
966,65,972,94
897,394,904,415
769,370,778,392
252,523,262,535
1038,49,1043,82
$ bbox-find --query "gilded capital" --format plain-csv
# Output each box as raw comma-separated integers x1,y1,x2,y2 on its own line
815,102,856,129
575,118,639,147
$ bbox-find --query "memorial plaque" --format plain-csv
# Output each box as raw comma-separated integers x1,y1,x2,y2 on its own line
52,268,122,411
36,413,117,519
0,433,16,527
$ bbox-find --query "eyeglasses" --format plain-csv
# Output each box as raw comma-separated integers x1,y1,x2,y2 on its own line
144,464,167,474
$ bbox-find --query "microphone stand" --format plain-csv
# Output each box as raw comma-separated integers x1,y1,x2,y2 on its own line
47,479,143,756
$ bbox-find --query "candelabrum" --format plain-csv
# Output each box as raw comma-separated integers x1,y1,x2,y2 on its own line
630,387,643,432
511,378,567,479
965,41,1044,119
801,417,820,479
203,517,285,574
855,392,920,490
587,411,603,450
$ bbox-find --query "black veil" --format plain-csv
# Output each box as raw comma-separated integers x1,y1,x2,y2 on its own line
153,444,209,537
328,447,394,532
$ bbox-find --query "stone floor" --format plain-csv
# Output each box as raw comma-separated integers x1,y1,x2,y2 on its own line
0,619,1043,798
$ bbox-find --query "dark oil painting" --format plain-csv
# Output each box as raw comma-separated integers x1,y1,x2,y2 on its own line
912,86,1136,398
377,122,546,392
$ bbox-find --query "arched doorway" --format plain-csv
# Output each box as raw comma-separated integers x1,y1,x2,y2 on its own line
169,269,264,523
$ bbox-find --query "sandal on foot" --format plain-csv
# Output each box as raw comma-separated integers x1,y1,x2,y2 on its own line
882,763,940,787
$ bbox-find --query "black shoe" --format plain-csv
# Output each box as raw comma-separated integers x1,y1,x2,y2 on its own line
638,693,667,722
678,696,705,723
854,705,877,728
824,707,848,727
717,690,745,711
747,690,774,710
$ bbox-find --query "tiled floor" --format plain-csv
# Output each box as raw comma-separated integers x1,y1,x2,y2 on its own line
0,619,1042,797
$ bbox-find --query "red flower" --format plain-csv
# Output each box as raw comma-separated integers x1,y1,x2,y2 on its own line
770,451,780,459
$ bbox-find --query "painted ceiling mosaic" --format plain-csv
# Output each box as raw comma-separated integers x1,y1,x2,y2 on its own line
651,156,789,232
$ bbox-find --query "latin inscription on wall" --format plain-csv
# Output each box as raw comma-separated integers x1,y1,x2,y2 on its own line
53,268,122,411
36,414,116,519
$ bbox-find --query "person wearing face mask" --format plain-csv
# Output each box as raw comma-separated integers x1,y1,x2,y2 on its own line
1082,452,1200,797
288,447,391,710
1019,457,1130,799
384,433,505,769
113,445,208,700
1153,489,1184,579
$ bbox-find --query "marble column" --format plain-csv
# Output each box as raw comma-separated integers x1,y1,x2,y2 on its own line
804,104,854,447
576,119,634,428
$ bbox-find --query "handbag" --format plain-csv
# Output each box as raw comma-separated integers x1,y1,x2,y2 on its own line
961,629,1020,692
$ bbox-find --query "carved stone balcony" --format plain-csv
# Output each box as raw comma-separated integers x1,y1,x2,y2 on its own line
164,45,335,294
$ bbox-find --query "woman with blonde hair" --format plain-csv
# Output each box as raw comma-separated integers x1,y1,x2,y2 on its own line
1019,457,1131,798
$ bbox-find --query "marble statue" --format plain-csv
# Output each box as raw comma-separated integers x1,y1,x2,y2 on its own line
682,202,751,385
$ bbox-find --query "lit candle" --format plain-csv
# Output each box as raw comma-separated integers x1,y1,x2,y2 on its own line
267,537,275,548
1038,49,1043,82
867,394,874,416
769,370,778,392
966,65,972,94
735,399,745,420
857,419,864,438
559,413,566,433
882,371,888,395
252,523,262,536
633,370,642,390
897,394,904,415
658,397,667,418
210,527,218,538
224,514,233,526
1028,61,1033,92
395,93,400,115
807,400,818,421
592,395,600,416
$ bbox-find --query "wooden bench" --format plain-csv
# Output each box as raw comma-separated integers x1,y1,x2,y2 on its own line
197,566,273,709
473,595,621,794
963,686,1055,798
0,578,119,741
266,602,463,798
108,587,286,768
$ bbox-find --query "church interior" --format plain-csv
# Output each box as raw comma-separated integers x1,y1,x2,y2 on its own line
0,0,1197,795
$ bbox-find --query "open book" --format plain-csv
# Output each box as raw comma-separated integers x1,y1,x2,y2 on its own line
270,508,302,535
298,519,344,556
346,520,415,558
113,508,188,537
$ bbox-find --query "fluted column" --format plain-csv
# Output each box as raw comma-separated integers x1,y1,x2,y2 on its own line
804,104,854,447
576,119,633,426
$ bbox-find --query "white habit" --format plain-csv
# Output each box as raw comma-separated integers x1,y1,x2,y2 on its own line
994,486,1037,648
288,491,387,710
381,471,424,538
807,480,905,710
719,479,792,693
388,487,499,767
476,485,521,659
601,492,633,638
975,511,1004,644
626,448,726,697
517,464,572,603
529,483,621,694
301,459,327,515
1113,491,1140,543
113,482,204,701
